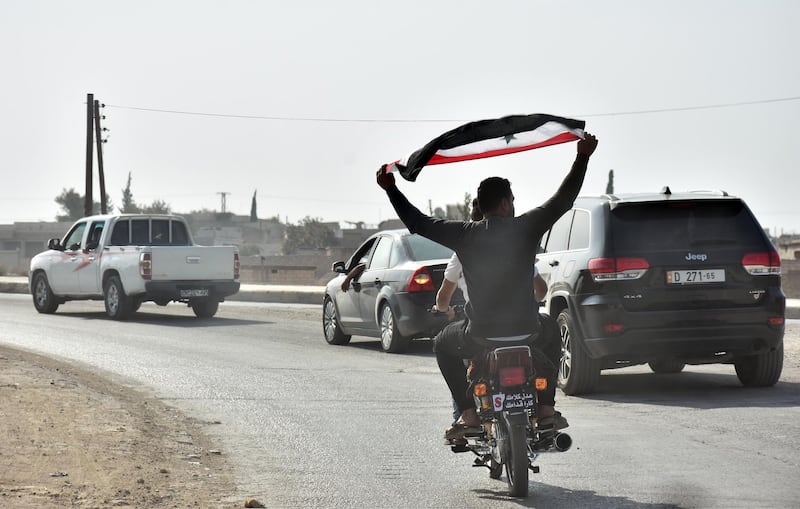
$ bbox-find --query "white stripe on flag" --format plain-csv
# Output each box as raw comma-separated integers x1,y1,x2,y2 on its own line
434,121,584,158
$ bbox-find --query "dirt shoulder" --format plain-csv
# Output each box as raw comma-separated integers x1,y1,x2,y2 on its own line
0,345,240,508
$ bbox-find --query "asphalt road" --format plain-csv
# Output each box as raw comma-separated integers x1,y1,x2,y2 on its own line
1,293,799,508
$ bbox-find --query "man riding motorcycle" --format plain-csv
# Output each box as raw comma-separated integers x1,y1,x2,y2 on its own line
376,132,599,438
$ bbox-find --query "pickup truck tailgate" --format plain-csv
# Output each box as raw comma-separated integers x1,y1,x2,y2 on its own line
148,246,236,280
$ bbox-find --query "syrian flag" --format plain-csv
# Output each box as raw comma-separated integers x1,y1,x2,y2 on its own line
385,113,585,182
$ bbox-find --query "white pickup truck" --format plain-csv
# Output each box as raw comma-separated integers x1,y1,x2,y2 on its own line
29,213,240,319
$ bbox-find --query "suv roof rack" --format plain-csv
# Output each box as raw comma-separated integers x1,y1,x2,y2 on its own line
688,189,729,196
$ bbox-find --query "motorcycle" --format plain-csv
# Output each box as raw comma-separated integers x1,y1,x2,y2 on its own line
434,307,572,498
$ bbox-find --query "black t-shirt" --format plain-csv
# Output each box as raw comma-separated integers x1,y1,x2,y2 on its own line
385,154,589,337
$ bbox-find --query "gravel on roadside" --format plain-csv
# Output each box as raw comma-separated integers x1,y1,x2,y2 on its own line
0,345,241,508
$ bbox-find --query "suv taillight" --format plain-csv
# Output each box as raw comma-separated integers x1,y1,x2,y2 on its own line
234,253,240,281
741,251,781,275
589,257,650,281
407,267,435,292
139,252,152,280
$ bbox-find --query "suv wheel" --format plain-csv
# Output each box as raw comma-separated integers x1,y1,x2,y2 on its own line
557,309,601,395
648,360,686,374
379,303,409,353
734,342,783,387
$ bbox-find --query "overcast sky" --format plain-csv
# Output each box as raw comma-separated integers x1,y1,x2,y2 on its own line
2,1,799,234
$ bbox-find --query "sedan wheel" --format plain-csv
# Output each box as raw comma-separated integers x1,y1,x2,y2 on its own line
379,303,408,353
323,297,351,345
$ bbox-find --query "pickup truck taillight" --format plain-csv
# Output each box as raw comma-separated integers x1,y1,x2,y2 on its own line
139,252,152,280
234,253,240,281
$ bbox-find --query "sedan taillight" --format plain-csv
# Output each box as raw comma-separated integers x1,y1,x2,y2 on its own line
407,267,435,292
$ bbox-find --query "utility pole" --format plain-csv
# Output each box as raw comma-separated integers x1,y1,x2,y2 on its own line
84,93,94,216
94,100,107,213
217,192,229,213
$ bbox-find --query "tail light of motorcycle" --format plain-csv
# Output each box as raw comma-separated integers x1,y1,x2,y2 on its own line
406,267,435,292
535,378,548,391
499,366,526,387
491,346,533,387
473,383,491,411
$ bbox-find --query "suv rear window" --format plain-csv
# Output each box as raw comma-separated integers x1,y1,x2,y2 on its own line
611,200,765,252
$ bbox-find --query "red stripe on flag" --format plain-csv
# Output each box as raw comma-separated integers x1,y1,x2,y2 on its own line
426,132,580,166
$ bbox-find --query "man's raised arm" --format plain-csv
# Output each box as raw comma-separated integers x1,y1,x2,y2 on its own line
376,165,464,249
534,132,599,223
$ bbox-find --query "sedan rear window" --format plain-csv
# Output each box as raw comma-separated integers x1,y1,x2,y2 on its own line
611,200,765,252
404,234,453,261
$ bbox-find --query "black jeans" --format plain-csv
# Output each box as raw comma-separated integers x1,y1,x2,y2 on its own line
433,314,561,413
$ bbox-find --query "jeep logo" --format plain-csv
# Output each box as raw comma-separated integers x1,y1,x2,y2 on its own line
685,253,708,262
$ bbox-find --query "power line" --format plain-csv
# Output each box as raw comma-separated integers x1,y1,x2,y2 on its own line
577,95,800,118
103,95,800,123
103,104,461,123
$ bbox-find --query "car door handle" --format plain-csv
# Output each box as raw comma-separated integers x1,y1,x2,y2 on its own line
549,260,560,267
352,282,362,292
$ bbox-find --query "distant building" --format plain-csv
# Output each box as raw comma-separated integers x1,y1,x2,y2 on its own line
0,221,72,273
775,234,800,260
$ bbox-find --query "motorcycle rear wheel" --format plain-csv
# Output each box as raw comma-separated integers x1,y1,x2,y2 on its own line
501,413,530,497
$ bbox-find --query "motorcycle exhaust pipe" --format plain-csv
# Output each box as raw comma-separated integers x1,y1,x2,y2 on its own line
554,432,572,452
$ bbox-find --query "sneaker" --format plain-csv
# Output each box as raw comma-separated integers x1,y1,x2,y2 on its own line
444,422,482,440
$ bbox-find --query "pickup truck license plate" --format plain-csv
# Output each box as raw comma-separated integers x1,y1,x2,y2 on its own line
493,391,536,412
666,269,725,285
180,288,209,297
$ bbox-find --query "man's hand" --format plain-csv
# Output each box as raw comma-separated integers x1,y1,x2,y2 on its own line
376,164,396,190
431,304,456,321
340,263,366,292
577,132,598,157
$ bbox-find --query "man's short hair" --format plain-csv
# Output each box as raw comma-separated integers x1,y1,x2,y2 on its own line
477,177,512,214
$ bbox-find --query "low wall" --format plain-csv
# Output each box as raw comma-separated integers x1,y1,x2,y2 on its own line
783,260,800,299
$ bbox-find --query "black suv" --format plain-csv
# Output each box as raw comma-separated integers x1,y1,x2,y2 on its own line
538,187,785,395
